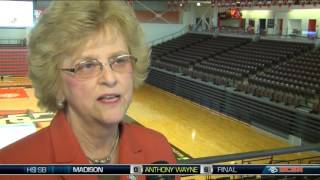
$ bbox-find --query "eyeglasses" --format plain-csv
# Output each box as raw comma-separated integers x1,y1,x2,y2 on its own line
60,54,137,80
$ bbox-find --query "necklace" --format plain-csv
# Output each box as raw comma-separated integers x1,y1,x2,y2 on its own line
87,129,119,164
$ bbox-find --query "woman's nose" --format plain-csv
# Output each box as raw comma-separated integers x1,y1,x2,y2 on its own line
100,63,117,87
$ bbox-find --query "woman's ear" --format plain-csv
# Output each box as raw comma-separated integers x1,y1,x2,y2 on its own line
56,89,65,101
56,88,66,109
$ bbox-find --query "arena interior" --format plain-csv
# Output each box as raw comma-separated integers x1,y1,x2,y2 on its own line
0,0,320,180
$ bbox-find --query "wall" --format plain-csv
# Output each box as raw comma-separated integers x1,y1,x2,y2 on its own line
2,23,187,45
193,5,213,26
288,19,302,35
182,11,191,26
194,5,212,18
191,4,215,31
0,23,186,45
274,11,288,36
220,19,242,27
241,10,274,34
133,1,168,12
190,3,320,37
287,9,320,36
241,7,320,37
140,23,186,43
135,10,180,24
138,4,190,43
0,28,27,44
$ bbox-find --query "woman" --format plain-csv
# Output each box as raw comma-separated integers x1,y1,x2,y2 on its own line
0,1,176,179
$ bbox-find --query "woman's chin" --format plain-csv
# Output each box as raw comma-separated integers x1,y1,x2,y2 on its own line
98,114,124,125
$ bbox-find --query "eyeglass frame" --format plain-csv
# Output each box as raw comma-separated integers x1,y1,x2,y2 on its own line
60,54,137,79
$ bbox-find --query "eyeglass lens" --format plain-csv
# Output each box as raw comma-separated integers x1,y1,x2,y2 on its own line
74,55,135,79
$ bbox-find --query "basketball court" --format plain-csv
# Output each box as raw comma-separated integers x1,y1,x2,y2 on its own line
0,77,317,163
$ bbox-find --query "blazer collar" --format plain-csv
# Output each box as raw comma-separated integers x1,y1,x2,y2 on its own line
50,111,96,180
49,110,88,164
50,111,144,164
118,122,144,163
49,111,144,180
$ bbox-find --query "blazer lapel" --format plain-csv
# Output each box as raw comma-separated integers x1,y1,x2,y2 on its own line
49,111,97,180
119,123,145,180
118,122,144,163
49,112,146,180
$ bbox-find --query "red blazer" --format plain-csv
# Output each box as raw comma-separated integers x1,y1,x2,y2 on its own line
0,111,177,180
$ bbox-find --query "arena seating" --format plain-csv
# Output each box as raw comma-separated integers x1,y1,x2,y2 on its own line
151,33,316,108
152,33,251,86
148,66,320,142
152,33,211,73
0,45,28,77
311,103,320,114
152,33,210,60
248,49,320,107
195,39,312,87
148,33,320,144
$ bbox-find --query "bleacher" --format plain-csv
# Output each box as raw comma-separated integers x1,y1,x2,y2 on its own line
151,33,317,109
152,34,315,92
0,45,28,77
152,34,250,75
192,39,312,86
148,33,320,144
152,33,211,72
247,49,320,113
194,40,288,79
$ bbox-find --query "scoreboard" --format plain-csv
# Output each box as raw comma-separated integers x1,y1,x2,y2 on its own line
0,164,319,175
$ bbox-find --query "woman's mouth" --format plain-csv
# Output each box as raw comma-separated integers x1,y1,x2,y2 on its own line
97,94,121,104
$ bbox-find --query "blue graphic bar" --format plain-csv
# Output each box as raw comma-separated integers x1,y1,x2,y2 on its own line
0,165,130,175
0,164,319,175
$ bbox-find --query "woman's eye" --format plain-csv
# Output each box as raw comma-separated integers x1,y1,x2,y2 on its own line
115,57,128,64
84,62,96,68
77,61,99,71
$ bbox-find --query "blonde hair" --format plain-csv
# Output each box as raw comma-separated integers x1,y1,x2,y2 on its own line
28,0,150,112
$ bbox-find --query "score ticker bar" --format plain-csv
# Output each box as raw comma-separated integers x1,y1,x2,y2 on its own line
0,164,318,175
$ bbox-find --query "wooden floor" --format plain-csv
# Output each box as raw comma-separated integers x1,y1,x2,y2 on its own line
128,85,316,160
0,88,40,112
0,76,32,88
0,77,318,163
